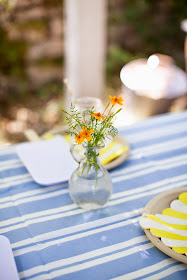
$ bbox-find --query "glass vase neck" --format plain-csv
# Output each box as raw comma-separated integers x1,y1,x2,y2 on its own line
82,142,104,154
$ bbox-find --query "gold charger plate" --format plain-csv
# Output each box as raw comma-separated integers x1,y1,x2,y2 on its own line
143,187,187,264
103,135,130,170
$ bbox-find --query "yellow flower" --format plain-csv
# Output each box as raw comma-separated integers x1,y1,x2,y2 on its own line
82,127,94,141
75,131,85,144
109,95,123,106
92,112,105,121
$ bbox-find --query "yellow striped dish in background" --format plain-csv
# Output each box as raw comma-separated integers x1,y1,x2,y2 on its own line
99,140,128,165
44,134,128,166
139,192,187,255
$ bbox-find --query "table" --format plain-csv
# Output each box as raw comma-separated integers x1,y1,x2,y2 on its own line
0,111,187,280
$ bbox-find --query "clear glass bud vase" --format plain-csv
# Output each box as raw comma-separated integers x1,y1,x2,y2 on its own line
69,143,113,210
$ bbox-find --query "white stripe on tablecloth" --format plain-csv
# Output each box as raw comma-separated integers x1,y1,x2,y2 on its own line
143,263,187,280
0,119,187,171
0,172,186,231
10,179,183,247
112,174,187,200
130,137,187,159
19,235,149,279
0,142,186,183
0,173,31,185
0,154,185,205
0,146,15,155
111,258,178,280
127,121,187,143
0,162,23,171
119,111,187,132
0,111,185,156
111,153,187,177
0,136,186,190
0,134,186,176
113,157,187,183
1,176,187,235
12,210,142,250
10,182,187,257
108,180,187,207
0,183,67,204
0,207,84,234
0,112,183,157
0,187,68,210
0,159,20,167
0,111,186,158
0,176,33,189
0,154,186,210
20,243,154,280
0,120,186,172
13,217,140,257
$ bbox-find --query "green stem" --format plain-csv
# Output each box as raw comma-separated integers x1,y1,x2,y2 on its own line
86,163,91,175
103,102,110,115
81,162,87,175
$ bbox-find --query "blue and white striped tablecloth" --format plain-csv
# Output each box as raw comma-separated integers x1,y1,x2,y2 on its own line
0,111,187,280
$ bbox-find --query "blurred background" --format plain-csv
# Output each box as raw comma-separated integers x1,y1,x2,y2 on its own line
0,0,187,146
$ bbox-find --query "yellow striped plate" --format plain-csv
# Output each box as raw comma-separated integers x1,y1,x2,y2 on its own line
139,187,187,264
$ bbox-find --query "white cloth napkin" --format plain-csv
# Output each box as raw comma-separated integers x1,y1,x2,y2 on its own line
16,136,78,185
0,236,19,280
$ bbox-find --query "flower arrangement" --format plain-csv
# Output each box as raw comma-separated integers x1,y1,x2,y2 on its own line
62,95,123,148
62,94,123,188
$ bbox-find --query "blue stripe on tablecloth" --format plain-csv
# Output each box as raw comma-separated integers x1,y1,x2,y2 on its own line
0,153,18,161
118,111,187,134
0,148,186,208
0,139,186,191
0,174,186,241
1,184,186,256
0,167,186,228
55,251,171,280
0,134,186,172
12,217,143,258
0,126,186,194
160,268,187,280
18,246,183,280
19,242,153,280
17,236,149,279
0,111,187,279
127,131,187,149
134,262,185,280
16,221,144,258
0,170,186,244
0,166,31,179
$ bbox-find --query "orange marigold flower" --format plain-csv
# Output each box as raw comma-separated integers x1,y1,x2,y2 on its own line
75,131,85,144
82,127,94,141
109,95,123,106
92,112,105,121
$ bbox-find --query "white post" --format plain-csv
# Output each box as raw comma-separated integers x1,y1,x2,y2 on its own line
64,0,107,98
